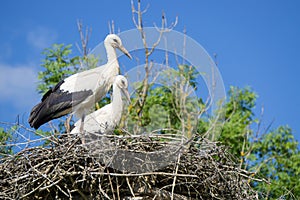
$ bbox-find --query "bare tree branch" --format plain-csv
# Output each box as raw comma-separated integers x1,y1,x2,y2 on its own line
76,20,92,58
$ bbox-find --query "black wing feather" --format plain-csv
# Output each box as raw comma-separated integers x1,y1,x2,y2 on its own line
41,79,65,101
28,80,93,129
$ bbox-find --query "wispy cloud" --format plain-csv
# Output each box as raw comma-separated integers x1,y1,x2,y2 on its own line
0,25,57,123
0,63,40,113
0,42,13,61
27,26,58,50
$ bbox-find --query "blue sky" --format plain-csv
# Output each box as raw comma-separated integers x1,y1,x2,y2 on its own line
0,1,299,142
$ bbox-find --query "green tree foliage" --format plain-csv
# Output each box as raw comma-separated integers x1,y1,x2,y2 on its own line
0,127,13,158
217,86,300,199
37,44,80,95
125,65,202,136
219,86,257,157
249,126,300,199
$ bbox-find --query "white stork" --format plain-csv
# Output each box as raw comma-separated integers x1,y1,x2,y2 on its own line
70,75,130,136
28,34,132,129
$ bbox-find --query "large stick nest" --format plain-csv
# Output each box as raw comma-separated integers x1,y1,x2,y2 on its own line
0,132,258,199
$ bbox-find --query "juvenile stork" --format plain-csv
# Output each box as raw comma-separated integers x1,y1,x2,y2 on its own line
28,34,132,130
70,75,130,136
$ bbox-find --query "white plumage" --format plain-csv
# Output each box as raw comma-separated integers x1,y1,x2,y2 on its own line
70,75,130,135
29,34,132,129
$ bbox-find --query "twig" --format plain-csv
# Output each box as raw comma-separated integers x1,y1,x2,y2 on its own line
107,168,116,200
171,152,181,200
126,177,135,197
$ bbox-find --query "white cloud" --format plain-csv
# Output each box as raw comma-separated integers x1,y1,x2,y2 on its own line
27,26,58,50
0,42,13,61
0,63,40,111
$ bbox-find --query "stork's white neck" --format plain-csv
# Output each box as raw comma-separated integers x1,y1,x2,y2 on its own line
105,44,118,64
111,84,123,123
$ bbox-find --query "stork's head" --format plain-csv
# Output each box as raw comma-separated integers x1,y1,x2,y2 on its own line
105,34,132,59
115,75,131,102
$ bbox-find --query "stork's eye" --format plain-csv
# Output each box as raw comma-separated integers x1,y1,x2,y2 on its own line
113,39,118,43
121,80,125,85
